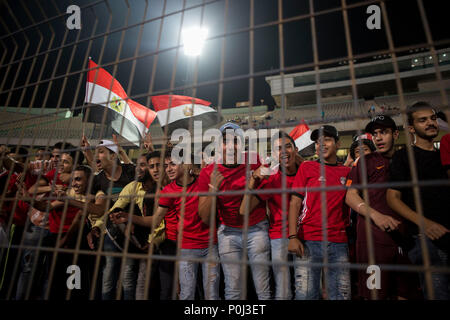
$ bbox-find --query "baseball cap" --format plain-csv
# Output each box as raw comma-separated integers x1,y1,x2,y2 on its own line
310,125,339,142
219,122,242,133
353,133,373,142
219,122,244,140
97,139,118,154
365,115,397,134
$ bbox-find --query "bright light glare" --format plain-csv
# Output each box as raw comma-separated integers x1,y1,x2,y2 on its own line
182,27,208,56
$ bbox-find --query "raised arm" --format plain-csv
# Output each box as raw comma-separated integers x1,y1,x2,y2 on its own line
142,131,154,152
113,134,132,164
0,154,24,173
81,135,97,172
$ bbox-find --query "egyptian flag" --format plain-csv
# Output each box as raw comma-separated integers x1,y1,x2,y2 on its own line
151,95,222,135
289,121,315,156
84,59,157,145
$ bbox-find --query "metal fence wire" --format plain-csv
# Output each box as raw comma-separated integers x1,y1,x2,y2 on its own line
0,0,449,301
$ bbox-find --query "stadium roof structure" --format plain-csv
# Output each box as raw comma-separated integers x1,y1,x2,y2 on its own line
266,47,450,107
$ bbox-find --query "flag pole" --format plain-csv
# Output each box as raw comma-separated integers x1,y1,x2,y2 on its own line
82,57,93,139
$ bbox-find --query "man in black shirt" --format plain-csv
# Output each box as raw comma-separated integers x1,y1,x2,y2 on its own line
387,101,450,300
86,139,136,300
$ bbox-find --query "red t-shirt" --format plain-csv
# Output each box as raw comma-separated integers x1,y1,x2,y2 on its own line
48,206,80,234
158,178,216,249
158,182,180,242
256,170,297,239
44,169,65,186
292,161,351,243
4,171,37,227
440,133,450,169
347,152,406,246
197,153,267,228
44,169,79,234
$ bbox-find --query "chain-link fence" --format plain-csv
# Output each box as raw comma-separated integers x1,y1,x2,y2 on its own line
0,0,449,301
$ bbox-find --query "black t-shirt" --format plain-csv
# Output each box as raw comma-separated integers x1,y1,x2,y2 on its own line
91,163,136,201
389,146,450,243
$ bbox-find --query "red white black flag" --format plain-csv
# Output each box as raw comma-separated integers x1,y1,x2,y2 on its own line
151,94,222,135
84,59,157,145
289,121,315,155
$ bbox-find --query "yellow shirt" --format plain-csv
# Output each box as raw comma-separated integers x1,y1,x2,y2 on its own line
93,181,165,246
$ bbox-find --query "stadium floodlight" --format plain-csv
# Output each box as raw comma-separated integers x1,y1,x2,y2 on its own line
182,26,208,56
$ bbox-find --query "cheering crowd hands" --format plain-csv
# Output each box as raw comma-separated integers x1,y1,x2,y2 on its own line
87,226,101,250
142,131,154,152
109,210,130,225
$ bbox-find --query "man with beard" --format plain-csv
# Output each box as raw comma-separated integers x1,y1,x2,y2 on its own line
346,115,420,300
387,101,450,300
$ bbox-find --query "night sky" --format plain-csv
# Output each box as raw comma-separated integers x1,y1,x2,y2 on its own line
0,0,448,116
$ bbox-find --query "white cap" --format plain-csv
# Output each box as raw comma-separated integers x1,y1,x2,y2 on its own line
97,139,118,154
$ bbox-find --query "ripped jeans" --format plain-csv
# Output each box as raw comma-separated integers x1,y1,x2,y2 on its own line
178,245,220,300
294,240,350,300
15,225,49,300
217,220,272,300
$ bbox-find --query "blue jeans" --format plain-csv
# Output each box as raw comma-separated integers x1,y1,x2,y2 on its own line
294,241,350,300
15,225,49,300
102,235,139,300
217,220,271,300
179,246,220,300
271,238,293,300
408,235,449,300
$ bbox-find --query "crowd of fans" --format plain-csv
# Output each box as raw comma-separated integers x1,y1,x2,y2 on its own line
0,101,449,300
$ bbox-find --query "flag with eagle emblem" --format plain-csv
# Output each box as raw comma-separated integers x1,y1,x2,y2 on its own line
151,94,222,136
84,59,157,145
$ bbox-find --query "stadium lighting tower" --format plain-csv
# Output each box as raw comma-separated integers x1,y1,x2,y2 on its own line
182,26,208,56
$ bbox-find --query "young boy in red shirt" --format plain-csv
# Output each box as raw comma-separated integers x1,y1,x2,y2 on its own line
288,125,351,300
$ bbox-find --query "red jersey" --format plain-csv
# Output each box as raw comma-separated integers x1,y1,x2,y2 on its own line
157,184,178,241
256,169,297,239
159,178,215,249
292,161,351,243
44,169,65,186
44,170,79,234
197,153,267,228
440,133,450,169
48,206,80,234
3,171,37,227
